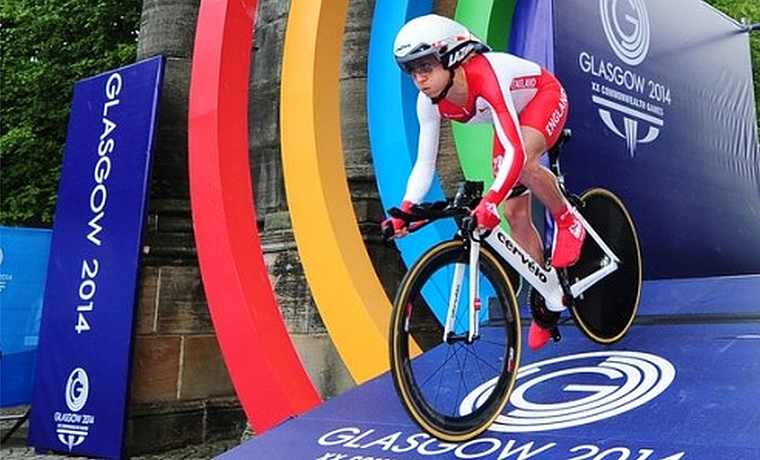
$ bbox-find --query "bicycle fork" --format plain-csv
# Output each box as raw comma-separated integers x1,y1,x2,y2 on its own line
443,232,482,344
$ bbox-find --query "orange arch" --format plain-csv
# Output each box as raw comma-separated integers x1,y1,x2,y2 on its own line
280,0,391,383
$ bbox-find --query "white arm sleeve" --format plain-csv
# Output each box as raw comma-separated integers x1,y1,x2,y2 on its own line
402,93,441,204
489,99,525,196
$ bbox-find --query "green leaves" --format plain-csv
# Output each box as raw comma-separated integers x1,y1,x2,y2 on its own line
0,0,141,227
704,0,760,127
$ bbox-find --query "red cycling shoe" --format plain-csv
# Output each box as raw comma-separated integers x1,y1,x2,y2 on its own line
551,207,586,268
528,321,552,350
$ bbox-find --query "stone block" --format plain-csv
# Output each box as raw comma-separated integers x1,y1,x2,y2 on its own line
179,335,235,400
137,0,199,59
136,267,159,334
341,28,371,79
130,336,182,403
205,399,248,442
252,17,286,86
435,0,457,16
156,266,213,334
249,84,281,146
126,400,205,455
340,78,371,169
255,0,290,26
266,249,320,335
251,146,288,214
291,334,355,399
150,58,192,200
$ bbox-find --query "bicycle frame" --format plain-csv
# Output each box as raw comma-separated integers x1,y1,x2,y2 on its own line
442,207,622,341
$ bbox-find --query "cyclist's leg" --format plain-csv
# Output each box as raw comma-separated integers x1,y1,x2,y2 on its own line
502,193,543,264
519,87,584,268
495,131,558,350
492,133,543,266
518,82,568,219
518,126,566,217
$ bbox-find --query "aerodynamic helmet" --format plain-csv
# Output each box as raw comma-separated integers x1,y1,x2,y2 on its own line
393,14,491,73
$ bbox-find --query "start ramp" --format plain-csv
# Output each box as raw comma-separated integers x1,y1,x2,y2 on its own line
216,275,760,460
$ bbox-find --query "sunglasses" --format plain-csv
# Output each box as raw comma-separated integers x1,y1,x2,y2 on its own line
403,59,440,75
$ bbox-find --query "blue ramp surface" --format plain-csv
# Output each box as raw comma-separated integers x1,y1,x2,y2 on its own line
217,276,760,460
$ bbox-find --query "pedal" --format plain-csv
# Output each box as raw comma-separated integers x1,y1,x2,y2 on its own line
529,288,561,330
550,326,562,343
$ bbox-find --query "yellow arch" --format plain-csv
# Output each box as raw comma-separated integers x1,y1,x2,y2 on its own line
280,0,390,383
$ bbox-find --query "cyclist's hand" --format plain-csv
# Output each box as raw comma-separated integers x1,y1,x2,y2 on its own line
382,201,414,239
472,192,501,230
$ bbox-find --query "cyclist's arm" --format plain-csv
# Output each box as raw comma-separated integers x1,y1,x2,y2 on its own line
402,92,441,204
471,56,527,204
488,101,526,203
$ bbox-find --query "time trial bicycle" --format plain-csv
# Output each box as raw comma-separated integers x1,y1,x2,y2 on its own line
382,129,642,442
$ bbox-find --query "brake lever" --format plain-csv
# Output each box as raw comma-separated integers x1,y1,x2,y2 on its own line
381,220,395,243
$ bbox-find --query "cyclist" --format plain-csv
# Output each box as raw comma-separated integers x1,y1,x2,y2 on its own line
383,14,585,350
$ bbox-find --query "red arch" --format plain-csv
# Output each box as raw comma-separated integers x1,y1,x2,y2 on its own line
187,0,320,433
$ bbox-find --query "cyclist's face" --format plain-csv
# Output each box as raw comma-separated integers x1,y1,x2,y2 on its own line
406,57,447,98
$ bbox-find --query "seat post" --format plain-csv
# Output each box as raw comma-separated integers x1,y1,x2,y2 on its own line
548,128,572,192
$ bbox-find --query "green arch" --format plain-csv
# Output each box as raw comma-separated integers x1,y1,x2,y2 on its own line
454,0,518,226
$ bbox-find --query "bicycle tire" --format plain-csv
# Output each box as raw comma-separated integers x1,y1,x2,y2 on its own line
567,188,642,344
389,239,521,442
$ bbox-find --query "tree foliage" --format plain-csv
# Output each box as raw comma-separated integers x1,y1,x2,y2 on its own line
0,0,141,227
704,0,760,124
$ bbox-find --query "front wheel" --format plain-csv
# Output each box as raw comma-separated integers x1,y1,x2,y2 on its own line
567,188,642,344
389,239,521,442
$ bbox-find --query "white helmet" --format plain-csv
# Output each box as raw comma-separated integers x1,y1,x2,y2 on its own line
393,14,491,73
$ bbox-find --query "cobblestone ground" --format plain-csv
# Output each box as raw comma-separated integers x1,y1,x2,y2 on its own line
1,407,246,460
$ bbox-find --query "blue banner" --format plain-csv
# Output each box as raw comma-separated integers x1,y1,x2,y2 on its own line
0,226,52,407
28,56,165,459
509,0,554,69
553,0,760,279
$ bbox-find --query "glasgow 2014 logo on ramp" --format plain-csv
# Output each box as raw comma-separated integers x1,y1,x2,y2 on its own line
461,351,676,433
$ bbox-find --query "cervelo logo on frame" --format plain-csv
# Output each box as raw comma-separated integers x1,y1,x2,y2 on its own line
460,351,675,433
579,0,669,156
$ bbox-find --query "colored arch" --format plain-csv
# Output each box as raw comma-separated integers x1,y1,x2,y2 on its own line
453,1,518,187
367,0,454,284
188,0,320,435
280,0,391,383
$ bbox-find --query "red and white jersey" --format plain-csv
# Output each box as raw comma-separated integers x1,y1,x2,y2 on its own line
403,52,565,205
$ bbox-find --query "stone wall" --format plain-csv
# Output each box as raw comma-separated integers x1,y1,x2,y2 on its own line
128,0,247,454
